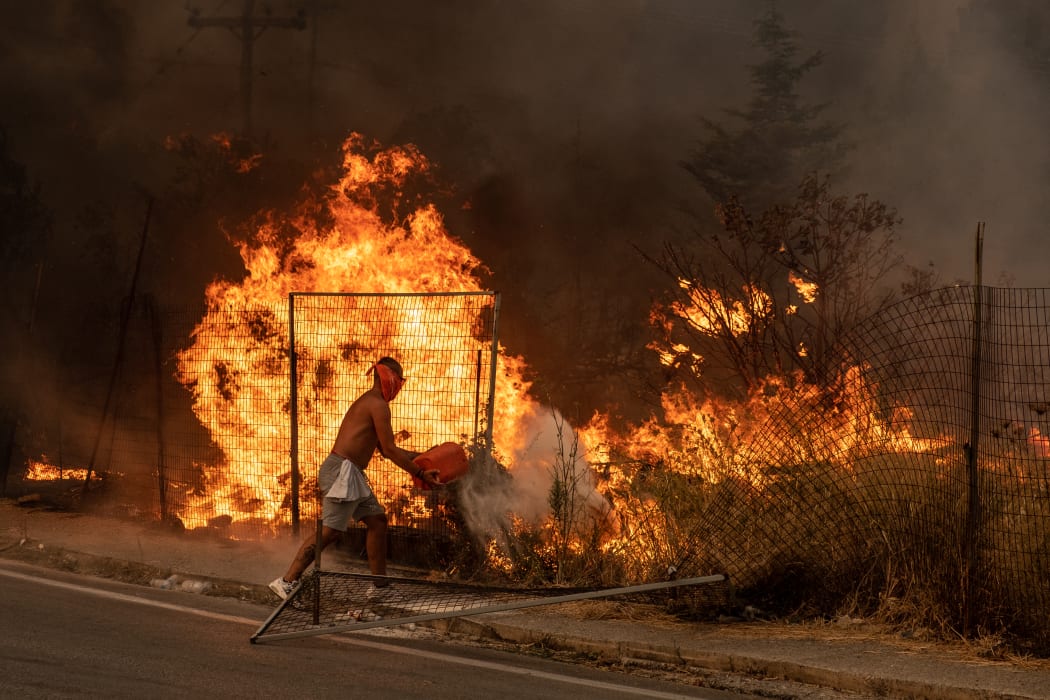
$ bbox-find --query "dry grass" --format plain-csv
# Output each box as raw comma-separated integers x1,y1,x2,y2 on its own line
574,431,1050,657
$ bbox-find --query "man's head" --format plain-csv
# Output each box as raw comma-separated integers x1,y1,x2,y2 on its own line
372,357,405,401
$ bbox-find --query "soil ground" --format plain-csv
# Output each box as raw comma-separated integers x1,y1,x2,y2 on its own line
3,497,1049,699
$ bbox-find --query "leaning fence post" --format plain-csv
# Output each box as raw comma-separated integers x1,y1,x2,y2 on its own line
484,292,501,463
148,295,168,522
85,198,153,490
312,517,323,625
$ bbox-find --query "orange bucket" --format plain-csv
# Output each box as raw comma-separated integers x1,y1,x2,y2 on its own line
412,442,469,489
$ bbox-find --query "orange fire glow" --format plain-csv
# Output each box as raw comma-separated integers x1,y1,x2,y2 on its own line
1027,427,1050,459
173,134,551,532
788,270,818,303
164,132,958,572
586,367,943,485
670,279,773,338
24,458,88,481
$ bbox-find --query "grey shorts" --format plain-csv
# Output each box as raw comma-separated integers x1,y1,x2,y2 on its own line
317,452,386,531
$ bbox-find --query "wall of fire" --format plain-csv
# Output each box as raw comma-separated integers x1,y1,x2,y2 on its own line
5,292,499,552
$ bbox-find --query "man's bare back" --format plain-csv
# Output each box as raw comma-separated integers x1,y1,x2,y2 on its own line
330,389,385,467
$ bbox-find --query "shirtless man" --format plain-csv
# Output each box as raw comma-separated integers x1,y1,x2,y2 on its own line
269,356,441,600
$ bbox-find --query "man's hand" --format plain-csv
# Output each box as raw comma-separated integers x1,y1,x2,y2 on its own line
417,468,443,487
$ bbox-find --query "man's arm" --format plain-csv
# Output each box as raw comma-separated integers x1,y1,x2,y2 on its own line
371,400,442,486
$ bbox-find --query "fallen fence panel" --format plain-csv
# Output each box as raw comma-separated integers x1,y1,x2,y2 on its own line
251,572,726,643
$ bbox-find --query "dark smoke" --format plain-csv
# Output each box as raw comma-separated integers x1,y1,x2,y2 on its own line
2,0,1049,442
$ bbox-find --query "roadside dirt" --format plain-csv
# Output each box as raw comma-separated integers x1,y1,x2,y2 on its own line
5,499,1049,700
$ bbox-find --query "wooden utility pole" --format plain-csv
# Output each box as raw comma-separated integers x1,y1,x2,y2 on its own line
307,0,319,137
188,0,306,137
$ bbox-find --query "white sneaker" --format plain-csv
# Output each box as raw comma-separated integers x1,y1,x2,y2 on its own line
365,583,404,603
269,577,297,601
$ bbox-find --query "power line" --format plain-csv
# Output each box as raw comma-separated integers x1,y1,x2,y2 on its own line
187,0,306,137
137,1,231,94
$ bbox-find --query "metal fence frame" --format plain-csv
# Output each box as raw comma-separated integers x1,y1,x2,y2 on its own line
286,291,501,536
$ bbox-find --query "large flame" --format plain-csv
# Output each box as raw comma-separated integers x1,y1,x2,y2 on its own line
24,134,975,585
172,134,576,534
670,279,774,338
24,457,89,482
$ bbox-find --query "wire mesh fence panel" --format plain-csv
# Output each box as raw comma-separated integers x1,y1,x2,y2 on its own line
288,292,499,541
12,280,1050,650
251,569,726,643
167,302,293,536
7,298,231,528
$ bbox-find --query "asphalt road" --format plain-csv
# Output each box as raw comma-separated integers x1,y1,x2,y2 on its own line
0,563,753,700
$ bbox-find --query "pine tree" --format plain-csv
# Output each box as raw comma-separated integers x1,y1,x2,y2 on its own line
648,6,903,399
682,3,846,210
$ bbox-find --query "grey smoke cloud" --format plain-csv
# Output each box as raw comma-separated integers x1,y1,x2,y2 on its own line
6,2,1046,285
456,408,612,548
839,0,1050,285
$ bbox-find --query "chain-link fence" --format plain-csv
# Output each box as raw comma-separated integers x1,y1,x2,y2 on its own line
284,292,500,541
672,286,1050,651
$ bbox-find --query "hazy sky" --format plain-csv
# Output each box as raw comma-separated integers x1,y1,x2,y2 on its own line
5,0,1050,471
3,0,1048,294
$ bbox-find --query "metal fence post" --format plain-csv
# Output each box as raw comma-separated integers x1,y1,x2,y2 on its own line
289,293,301,536
484,292,501,463
963,222,985,635
148,295,168,522
474,349,482,441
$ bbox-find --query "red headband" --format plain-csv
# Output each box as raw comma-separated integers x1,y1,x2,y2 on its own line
370,362,405,402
